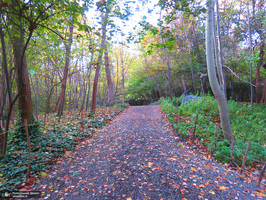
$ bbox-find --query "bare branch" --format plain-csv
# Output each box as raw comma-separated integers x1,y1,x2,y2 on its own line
223,65,257,87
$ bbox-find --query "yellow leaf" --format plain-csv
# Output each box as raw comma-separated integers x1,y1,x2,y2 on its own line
178,143,184,147
199,184,206,188
148,162,153,167
219,186,226,191
0,174,3,176
41,172,47,178
209,191,215,195
65,151,72,157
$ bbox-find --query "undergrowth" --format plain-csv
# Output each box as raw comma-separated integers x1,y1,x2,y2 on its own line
0,106,124,192
159,95,266,168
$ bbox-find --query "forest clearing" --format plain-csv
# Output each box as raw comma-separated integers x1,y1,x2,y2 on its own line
0,0,266,199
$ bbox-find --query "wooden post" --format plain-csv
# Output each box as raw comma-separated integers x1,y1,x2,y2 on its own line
214,125,218,150
192,114,198,140
230,134,234,165
176,100,179,119
24,119,31,178
241,141,250,173
81,110,84,133
257,161,266,186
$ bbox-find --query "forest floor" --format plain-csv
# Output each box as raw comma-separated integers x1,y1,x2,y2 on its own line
29,105,264,199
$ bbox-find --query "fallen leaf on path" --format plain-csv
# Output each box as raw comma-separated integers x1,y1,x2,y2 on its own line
219,186,226,191
191,167,197,172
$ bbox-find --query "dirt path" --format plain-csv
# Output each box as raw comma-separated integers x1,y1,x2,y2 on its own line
32,105,261,199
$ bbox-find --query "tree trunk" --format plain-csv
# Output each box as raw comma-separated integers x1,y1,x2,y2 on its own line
187,41,196,94
182,74,187,92
91,11,109,112
11,29,34,125
105,49,115,105
0,25,12,155
120,49,125,104
255,43,264,103
58,15,74,118
159,11,173,100
115,52,119,98
261,80,266,104
85,69,92,111
215,0,227,98
206,0,233,140
85,78,91,111
247,2,254,106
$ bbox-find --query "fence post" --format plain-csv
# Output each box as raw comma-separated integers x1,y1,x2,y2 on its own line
81,110,84,133
214,125,218,150
176,100,179,119
241,141,250,173
192,114,198,140
230,134,234,165
24,119,31,178
257,161,266,186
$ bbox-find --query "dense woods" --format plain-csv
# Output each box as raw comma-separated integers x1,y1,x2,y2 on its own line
0,0,265,194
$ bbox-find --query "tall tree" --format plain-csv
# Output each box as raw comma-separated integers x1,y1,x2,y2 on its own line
215,0,227,98
206,0,233,140
57,13,75,118
104,45,115,105
159,10,173,100
91,1,109,112
247,1,254,107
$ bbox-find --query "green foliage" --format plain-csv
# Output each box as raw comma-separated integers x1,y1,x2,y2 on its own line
159,97,177,116
149,101,159,105
8,112,41,147
159,95,266,167
214,140,265,166
113,102,130,108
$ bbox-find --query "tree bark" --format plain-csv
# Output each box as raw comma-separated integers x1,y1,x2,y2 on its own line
261,80,266,104
104,48,115,105
85,60,93,111
187,39,196,94
11,26,34,125
120,49,126,104
215,0,227,98
247,2,254,106
255,43,264,103
91,11,109,112
57,15,74,119
206,0,233,140
0,24,12,155
159,10,173,100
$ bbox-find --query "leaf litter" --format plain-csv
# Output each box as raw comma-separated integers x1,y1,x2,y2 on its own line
28,106,264,199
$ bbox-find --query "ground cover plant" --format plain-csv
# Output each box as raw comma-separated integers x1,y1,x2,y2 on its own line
0,106,126,192
159,96,266,169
